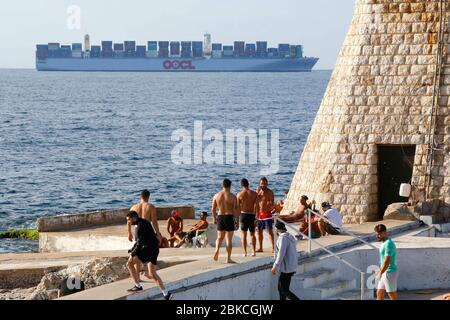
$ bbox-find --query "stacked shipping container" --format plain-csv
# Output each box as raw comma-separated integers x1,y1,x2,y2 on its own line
72,43,82,58
147,41,158,58
124,41,136,57
233,41,245,57
113,43,124,58
256,41,267,57
211,43,222,58
36,44,48,60
47,43,60,58
37,39,306,60
278,44,290,58
101,41,113,58
170,42,180,56
192,41,203,57
90,45,101,58
223,45,233,58
245,43,256,57
181,41,192,58
158,41,169,57
136,45,146,57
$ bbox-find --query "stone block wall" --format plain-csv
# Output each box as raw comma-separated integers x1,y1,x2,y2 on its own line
283,0,450,223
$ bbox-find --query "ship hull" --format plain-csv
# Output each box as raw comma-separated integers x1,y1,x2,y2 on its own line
36,57,319,72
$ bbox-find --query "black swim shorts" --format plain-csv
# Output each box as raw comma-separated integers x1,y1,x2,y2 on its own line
240,213,256,232
217,215,235,232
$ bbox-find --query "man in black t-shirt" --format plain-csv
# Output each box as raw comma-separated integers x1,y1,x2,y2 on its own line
126,211,172,300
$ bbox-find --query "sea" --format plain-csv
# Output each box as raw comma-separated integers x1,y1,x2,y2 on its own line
0,69,331,253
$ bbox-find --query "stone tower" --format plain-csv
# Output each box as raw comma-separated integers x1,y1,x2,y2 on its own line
284,0,450,223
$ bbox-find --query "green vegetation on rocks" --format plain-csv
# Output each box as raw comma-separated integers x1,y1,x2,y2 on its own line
0,229,39,241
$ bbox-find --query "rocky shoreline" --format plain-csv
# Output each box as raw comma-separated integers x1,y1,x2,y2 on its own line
0,257,129,300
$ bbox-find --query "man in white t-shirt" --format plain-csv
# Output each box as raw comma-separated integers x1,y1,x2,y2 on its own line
318,202,342,236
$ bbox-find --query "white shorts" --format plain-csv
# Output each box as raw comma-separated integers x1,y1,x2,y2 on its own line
377,271,398,293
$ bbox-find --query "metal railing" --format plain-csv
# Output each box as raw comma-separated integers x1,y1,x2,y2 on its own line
273,214,367,300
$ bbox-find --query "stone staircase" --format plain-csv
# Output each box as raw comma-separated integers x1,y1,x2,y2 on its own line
291,261,374,300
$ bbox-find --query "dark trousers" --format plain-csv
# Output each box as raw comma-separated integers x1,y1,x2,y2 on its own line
278,272,300,300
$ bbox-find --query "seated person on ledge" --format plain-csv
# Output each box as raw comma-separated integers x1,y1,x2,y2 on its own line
167,210,183,247
174,211,209,248
317,202,343,236
298,209,321,239
279,195,310,223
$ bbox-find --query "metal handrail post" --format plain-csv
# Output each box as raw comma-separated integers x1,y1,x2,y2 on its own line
360,272,365,301
307,210,312,254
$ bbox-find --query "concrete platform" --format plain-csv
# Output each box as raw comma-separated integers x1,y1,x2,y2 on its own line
39,219,202,253
1,219,428,299
38,217,417,253
2,219,418,275
53,220,422,300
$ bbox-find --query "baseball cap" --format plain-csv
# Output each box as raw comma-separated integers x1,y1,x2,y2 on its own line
275,220,286,230
321,201,332,208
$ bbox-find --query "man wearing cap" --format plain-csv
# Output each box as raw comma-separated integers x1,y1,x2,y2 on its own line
317,202,343,236
272,220,300,300
167,210,183,247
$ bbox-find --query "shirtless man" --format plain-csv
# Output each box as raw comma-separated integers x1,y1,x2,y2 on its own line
212,179,239,263
237,178,258,257
256,177,275,253
128,190,162,243
128,190,163,277
174,211,209,248
280,195,309,223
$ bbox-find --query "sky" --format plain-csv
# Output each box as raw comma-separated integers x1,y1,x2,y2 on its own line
0,0,355,69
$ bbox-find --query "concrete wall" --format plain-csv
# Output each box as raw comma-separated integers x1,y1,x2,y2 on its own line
297,246,450,291
36,206,196,232
38,217,274,253
39,233,132,253
396,248,450,290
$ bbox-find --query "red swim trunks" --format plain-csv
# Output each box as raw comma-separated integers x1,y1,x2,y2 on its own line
258,212,272,220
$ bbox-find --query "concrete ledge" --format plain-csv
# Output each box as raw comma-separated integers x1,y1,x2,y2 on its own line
36,206,196,232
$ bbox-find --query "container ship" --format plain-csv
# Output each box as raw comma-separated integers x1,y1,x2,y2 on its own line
36,34,319,72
